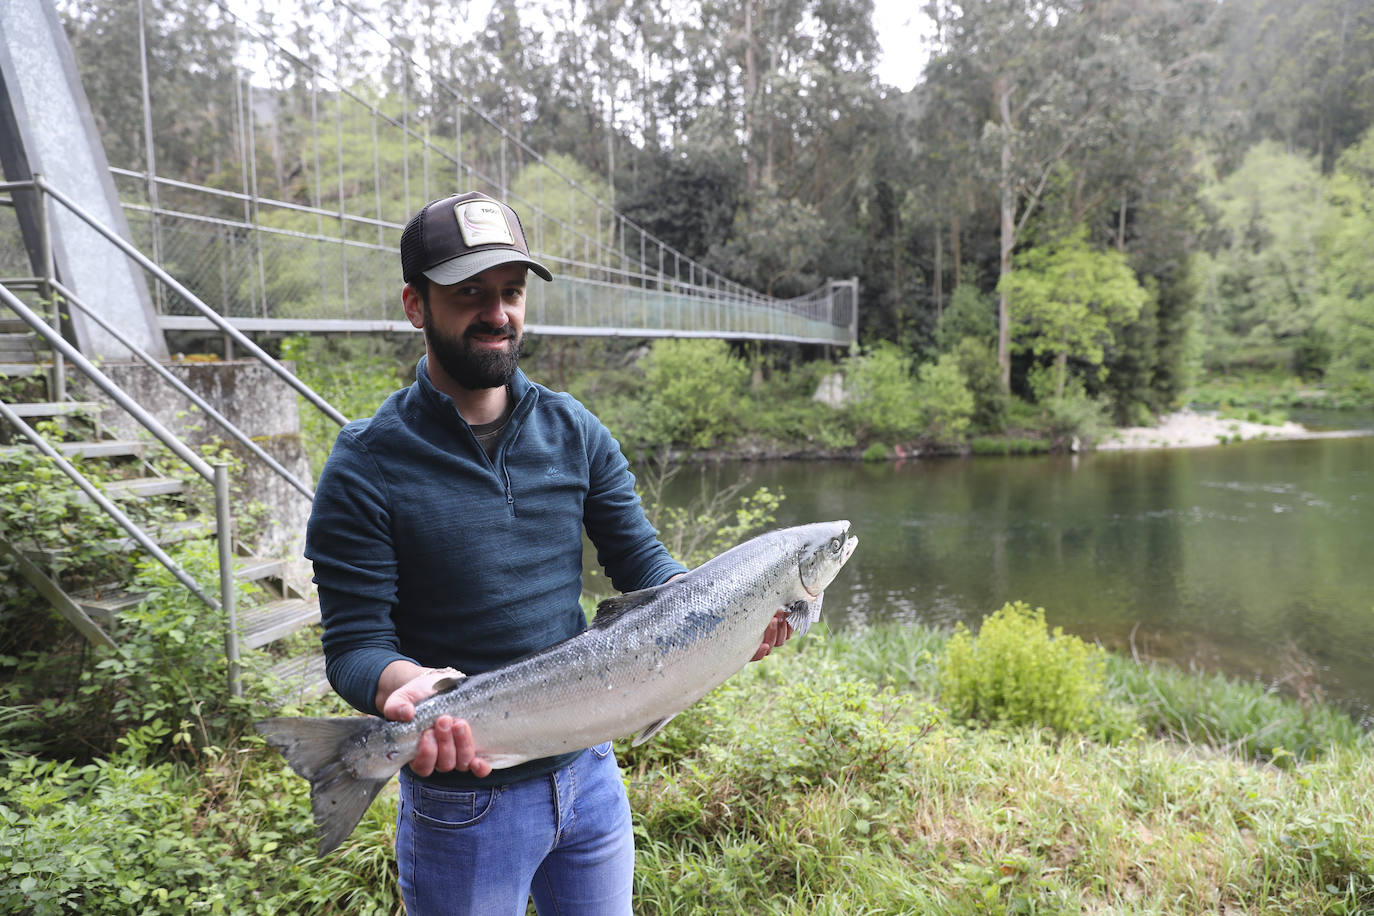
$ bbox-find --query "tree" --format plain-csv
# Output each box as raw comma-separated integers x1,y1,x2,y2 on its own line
1000,226,1147,398
1217,0,1374,173
706,183,826,297
1319,128,1374,396
1195,142,1334,370
919,0,1219,392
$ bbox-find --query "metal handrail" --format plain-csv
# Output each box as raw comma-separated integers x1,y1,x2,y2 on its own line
0,398,220,611
0,175,339,697
1,286,215,481
26,175,349,428
48,278,314,501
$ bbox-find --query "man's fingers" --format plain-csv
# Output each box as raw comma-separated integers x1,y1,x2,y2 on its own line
412,728,438,778
751,611,794,662
432,716,457,773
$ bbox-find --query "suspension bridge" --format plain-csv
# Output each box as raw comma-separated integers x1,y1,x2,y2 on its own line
3,0,858,354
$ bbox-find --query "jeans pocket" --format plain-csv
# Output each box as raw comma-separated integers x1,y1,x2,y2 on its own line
590,741,614,760
410,783,500,830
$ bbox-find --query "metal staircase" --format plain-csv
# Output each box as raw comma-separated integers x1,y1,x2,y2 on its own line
0,175,348,706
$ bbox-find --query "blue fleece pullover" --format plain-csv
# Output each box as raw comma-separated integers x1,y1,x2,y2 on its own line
305,357,686,786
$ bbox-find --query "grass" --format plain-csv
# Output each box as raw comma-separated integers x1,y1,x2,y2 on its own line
3,622,1371,914
1188,369,1371,412
623,625,1374,915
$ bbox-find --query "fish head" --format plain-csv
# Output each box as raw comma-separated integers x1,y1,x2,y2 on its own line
797,520,858,598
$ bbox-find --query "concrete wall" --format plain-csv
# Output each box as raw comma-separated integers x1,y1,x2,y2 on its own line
83,360,316,595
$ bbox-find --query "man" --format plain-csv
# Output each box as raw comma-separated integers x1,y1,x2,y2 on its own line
305,191,792,915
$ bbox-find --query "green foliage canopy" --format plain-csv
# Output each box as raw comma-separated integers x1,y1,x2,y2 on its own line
1000,227,1148,398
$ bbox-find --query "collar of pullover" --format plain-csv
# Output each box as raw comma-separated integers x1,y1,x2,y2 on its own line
414,355,536,427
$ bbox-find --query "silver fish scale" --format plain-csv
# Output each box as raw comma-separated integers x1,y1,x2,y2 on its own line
403,522,850,769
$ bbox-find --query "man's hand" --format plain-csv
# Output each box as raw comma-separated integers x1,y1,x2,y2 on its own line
751,609,794,661
378,664,493,779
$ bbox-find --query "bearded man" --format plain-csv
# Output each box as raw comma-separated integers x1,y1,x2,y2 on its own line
304,192,792,916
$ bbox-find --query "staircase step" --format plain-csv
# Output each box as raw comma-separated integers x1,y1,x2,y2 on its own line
4,401,100,418
239,597,320,649
101,518,215,552
235,556,286,582
266,652,331,706
0,440,150,459
40,439,147,459
0,334,37,359
76,588,147,624
102,476,186,499
0,363,45,377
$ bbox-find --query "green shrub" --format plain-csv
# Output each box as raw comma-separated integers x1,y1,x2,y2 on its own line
845,342,923,442
968,436,1050,456
915,353,974,441
861,442,889,462
950,336,1007,433
938,602,1118,734
1027,366,1112,444
638,339,750,449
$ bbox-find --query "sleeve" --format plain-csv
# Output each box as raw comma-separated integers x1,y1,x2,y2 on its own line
304,427,413,715
580,411,689,592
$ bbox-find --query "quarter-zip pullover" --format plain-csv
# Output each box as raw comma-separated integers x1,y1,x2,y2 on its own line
305,357,687,787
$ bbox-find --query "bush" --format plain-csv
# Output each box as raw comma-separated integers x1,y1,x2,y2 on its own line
938,602,1121,735
861,443,888,462
845,342,922,442
1027,365,1112,445
638,339,750,449
914,353,974,442
950,336,1007,433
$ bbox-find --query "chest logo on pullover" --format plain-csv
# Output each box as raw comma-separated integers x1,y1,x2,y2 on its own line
545,465,562,479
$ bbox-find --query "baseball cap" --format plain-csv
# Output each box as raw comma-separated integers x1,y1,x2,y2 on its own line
400,192,553,286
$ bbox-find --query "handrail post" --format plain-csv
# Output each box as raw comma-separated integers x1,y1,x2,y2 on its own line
215,462,241,698
34,175,66,403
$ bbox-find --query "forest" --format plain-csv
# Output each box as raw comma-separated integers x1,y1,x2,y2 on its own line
58,0,1374,433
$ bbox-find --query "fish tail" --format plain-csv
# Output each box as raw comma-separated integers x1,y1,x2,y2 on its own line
255,716,395,856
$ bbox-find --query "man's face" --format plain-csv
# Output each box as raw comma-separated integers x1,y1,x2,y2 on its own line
414,263,528,391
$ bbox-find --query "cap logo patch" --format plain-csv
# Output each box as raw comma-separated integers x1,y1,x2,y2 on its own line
456,200,516,248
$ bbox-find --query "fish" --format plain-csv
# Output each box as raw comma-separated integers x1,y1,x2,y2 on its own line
256,520,858,854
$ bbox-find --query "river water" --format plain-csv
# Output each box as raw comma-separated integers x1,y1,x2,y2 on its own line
648,430,1374,721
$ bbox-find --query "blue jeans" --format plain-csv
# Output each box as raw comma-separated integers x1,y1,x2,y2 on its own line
396,742,634,915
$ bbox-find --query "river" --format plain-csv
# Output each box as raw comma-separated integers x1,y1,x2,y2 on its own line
646,429,1374,722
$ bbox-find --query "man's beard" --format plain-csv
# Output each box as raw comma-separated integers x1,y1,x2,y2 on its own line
425,313,522,390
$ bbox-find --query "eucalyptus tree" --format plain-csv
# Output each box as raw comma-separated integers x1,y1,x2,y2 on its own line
1217,0,1374,174
917,0,1218,396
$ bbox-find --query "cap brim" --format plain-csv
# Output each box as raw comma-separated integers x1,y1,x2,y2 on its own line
423,249,554,285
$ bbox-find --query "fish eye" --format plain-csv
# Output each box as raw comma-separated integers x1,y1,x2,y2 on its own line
829,537,842,553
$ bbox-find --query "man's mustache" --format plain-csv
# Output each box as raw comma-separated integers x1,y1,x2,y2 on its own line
465,322,517,340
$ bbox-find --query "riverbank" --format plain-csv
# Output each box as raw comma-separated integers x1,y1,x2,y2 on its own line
1098,408,1373,451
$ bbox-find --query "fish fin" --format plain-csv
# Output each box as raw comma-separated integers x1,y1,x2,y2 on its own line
591,582,670,628
631,713,677,746
431,671,467,693
255,716,396,856
785,593,823,637
481,752,529,769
